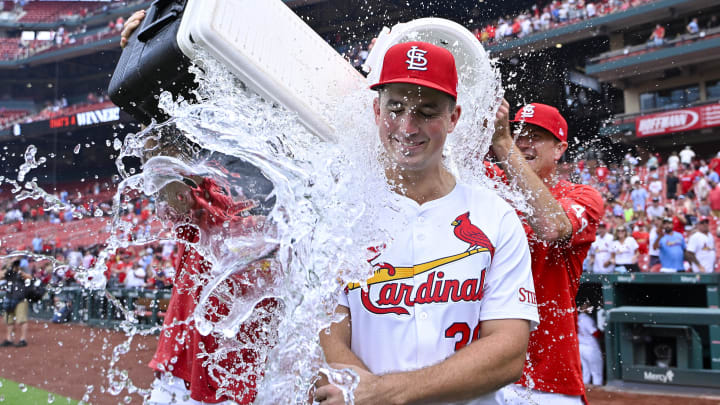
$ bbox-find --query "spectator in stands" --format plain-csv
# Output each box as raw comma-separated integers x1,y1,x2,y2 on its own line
630,181,648,212
610,226,640,272
686,18,699,35
668,151,680,173
698,196,712,219
670,202,688,234
646,153,659,169
680,145,696,167
623,201,634,223
31,234,42,253
125,267,146,288
646,171,662,197
586,2,597,18
649,23,666,46
589,223,614,273
646,197,664,219
1,260,31,347
666,169,679,200
687,217,715,273
607,175,620,198
710,181,720,218
632,220,650,261
647,214,663,270
654,217,688,272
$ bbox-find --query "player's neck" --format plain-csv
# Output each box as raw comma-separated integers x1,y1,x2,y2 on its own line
386,165,456,205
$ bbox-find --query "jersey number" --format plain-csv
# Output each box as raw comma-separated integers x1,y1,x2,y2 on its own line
571,204,588,234
444,321,481,351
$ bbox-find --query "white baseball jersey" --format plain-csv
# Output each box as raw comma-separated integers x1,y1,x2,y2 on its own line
340,184,538,405
612,237,639,265
687,232,716,273
589,234,614,273
646,204,664,219
648,227,661,256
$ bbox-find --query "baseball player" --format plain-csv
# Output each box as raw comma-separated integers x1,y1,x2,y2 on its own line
687,216,715,273
121,13,280,405
316,42,539,405
588,222,614,274
492,102,604,404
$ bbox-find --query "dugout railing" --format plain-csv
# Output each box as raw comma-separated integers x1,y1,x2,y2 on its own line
0,286,172,330
580,273,720,388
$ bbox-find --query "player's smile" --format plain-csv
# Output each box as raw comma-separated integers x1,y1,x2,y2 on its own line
390,133,427,155
374,83,460,172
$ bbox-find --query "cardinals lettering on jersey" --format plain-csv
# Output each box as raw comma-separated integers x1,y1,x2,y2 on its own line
348,211,493,316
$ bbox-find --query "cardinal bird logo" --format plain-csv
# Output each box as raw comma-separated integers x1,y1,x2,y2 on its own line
451,212,495,258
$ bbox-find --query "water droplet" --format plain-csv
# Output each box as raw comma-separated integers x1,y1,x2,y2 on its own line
74,144,81,154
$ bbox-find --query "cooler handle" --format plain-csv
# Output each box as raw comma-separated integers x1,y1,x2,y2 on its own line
137,0,185,42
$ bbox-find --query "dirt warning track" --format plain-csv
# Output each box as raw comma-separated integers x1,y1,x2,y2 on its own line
1,321,719,404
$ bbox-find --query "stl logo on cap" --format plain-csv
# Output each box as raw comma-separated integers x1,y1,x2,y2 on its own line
370,41,458,100
520,104,535,119
511,103,569,143
406,46,429,71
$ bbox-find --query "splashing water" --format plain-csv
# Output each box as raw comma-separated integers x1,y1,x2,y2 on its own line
0,34,510,404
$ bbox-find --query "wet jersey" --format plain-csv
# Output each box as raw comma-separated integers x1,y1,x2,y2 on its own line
149,178,279,404
340,183,538,405
517,180,603,400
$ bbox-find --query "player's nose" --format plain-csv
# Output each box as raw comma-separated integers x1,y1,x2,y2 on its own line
398,114,419,136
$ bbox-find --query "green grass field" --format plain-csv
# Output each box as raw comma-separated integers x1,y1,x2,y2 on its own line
0,378,77,404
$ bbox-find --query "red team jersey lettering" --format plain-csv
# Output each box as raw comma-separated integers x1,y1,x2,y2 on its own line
349,211,493,316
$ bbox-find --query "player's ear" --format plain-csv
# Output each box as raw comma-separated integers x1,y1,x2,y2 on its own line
447,105,462,133
554,140,568,162
373,97,381,126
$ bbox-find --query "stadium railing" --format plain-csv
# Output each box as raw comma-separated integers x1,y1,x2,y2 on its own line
1,286,173,330
588,26,720,65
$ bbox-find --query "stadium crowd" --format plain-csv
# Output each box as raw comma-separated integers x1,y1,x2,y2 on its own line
472,0,655,44
2,147,718,309
574,147,720,273
1,179,177,292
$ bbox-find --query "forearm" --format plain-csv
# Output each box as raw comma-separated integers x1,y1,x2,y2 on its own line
685,251,701,266
494,140,572,241
320,305,369,372
375,320,529,405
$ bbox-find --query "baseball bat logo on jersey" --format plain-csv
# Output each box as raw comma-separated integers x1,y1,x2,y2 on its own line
348,212,494,316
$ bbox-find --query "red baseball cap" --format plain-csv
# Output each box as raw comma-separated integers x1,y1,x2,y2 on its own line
511,103,569,142
698,216,710,222
370,41,458,100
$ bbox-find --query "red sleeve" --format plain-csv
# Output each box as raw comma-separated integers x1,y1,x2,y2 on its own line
556,183,604,247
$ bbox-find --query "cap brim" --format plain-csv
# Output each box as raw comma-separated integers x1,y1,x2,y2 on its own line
370,78,457,100
510,118,559,139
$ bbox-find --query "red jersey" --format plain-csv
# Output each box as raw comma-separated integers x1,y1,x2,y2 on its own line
672,215,685,235
679,173,694,195
518,180,603,399
711,186,720,211
653,26,665,39
595,166,608,183
710,157,720,176
149,178,278,404
632,231,650,255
